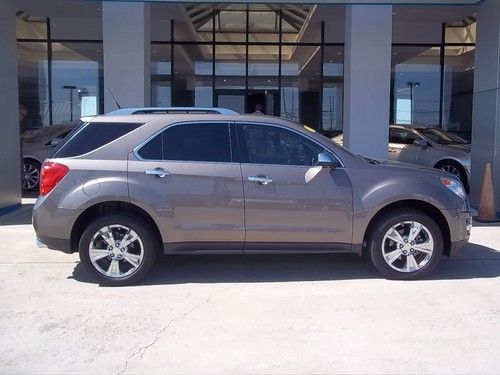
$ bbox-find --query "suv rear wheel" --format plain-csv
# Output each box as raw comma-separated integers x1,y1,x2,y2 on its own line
368,210,443,280
78,214,157,286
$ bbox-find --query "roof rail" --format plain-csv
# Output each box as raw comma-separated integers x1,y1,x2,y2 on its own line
106,107,239,115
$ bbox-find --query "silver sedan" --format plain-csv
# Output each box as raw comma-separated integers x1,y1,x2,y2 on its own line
332,125,471,188
22,125,75,191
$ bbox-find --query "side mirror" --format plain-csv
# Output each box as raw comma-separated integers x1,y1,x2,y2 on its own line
50,138,61,147
316,152,337,168
413,138,428,148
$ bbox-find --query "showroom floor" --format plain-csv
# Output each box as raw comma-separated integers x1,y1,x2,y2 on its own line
0,200,499,374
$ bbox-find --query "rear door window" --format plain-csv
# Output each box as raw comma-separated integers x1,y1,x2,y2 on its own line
137,122,231,163
53,122,143,158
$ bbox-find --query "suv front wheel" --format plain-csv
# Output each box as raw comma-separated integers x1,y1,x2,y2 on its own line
368,210,443,280
78,214,157,286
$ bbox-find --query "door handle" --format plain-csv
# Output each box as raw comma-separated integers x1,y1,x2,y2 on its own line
145,167,171,178
248,175,274,185
388,149,397,153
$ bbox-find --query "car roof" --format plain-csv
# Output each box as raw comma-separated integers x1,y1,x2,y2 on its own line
87,113,292,124
106,107,239,115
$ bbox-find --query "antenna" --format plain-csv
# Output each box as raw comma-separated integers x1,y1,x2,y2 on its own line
108,89,121,109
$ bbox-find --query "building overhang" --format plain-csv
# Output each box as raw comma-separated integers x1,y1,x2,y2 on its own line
103,0,482,4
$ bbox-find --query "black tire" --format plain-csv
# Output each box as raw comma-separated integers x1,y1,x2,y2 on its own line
435,160,468,190
22,159,41,192
78,214,158,286
368,209,443,280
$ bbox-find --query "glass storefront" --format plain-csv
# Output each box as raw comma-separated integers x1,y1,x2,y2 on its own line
155,4,344,132
51,42,102,124
15,3,476,137
390,17,476,139
17,41,50,128
17,17,103,129
391,46,442,126
442,45,475,133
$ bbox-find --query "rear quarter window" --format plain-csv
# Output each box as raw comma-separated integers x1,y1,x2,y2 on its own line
52,122,143,158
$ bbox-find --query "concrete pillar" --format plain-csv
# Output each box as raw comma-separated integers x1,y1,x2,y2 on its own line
343,5,392,160
470,0,500,215
0,0,21,214
102,2,151,112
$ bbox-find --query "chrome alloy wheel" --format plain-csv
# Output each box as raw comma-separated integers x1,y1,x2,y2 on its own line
22,162,40,190
440,164,460,178
381,221,434,273
88,225,144,278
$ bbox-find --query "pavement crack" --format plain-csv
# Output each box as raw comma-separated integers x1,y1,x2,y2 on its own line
116,286,230,375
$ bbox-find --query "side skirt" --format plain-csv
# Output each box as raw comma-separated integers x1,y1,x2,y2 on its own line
163,242,360,255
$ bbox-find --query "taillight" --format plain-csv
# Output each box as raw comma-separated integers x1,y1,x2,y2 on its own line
40,162,69,196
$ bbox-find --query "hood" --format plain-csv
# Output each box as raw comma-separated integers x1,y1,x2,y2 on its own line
377,160,447,177
444,143,471,153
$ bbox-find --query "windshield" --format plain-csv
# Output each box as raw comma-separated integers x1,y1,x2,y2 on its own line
419,128,468,145
441,130,468,144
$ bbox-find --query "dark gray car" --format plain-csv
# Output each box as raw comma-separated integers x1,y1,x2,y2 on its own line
33,114,471,285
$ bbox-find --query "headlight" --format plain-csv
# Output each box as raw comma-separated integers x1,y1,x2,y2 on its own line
441,177,467,200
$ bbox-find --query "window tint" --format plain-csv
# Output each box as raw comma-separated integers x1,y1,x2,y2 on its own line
53,122,142,158
240,124,323,166
138,123,231,163
389,128,419,145
137,133,163,160
163,123,230,162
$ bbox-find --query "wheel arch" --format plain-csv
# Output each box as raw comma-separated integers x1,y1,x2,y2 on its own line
23,157,42,166
362,199,451,257
70,201,163,253
433,158,469,188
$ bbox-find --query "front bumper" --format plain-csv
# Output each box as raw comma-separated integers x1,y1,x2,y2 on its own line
443,209,471,257
449,238,469,257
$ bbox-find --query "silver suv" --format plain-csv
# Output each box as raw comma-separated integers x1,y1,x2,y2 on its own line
33,114,471,285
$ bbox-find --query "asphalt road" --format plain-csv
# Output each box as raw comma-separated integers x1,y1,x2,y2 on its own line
0,203,499,374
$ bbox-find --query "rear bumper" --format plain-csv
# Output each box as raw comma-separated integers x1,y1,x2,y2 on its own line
33,195,79,254
36,235,73,254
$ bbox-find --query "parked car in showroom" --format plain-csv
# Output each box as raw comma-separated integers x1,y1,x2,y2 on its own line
33,112,471,286
22,125,76,191
332,124,471,189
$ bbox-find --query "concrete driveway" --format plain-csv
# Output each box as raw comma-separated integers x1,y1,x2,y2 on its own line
0,201,499,374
